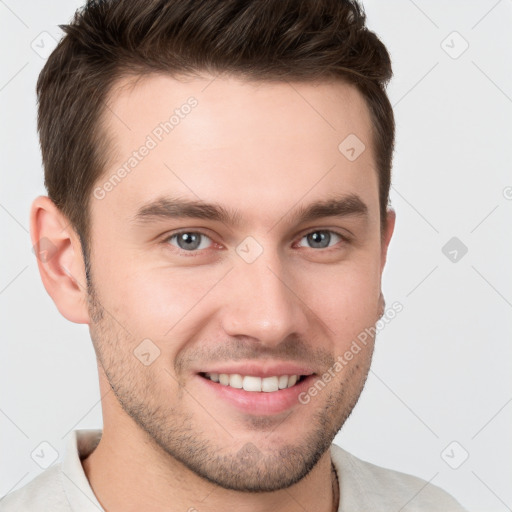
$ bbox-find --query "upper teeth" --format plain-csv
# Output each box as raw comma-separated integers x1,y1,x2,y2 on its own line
204,373,300,392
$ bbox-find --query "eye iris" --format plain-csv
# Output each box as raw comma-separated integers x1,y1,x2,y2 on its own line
177,232,201,250
307,231,330,249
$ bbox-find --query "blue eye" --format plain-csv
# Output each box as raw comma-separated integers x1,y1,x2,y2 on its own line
163,228,347,255
297,230,344,249
167,232,213,251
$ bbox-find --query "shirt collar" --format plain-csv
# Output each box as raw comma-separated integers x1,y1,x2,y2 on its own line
58,429,347,511
59,429,104,511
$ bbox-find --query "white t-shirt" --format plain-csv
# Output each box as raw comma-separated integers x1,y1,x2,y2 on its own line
0,429,468,511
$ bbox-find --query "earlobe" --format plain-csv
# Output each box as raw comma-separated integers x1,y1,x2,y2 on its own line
377,291,386,319
380,207,396,274
30,196,90,324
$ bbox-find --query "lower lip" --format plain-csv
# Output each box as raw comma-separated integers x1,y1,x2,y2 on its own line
196,374,315,415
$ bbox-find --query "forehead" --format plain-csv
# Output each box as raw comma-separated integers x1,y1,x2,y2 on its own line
93,73,378,230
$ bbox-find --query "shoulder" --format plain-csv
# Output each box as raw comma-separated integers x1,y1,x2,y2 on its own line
330,443,469,511
0,464,70,512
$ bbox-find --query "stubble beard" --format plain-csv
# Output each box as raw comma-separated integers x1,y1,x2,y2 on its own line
86,277,374,492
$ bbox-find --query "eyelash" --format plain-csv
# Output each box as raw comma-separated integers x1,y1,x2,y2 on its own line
162,229,350,256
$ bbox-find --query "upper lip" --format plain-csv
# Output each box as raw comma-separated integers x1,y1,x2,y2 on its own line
197,362,316,378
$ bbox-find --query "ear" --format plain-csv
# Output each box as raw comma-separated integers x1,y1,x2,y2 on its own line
380,208,396,275
30,195,90,324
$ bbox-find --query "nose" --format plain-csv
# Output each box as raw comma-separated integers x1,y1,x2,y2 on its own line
219,251,309,347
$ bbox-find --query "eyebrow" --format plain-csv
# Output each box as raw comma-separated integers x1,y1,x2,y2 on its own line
131,193,368,228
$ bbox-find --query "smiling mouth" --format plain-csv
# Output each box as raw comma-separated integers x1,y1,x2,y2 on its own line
199,372,308,392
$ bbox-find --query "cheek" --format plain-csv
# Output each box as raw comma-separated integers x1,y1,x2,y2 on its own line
95,258,226,342
298,257,381,334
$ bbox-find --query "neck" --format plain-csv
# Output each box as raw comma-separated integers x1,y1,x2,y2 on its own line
81,422,338,512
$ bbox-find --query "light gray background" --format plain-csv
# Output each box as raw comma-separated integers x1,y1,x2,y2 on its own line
1,1,511,511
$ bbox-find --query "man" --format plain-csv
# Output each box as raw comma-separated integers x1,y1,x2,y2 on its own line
1,0,467,510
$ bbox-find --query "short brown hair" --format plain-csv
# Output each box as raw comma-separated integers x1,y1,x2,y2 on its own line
37,0,394,269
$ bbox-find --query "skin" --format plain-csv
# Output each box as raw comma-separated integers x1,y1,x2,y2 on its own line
31,73,395,512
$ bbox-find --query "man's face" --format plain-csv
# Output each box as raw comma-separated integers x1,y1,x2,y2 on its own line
86,73,392,491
